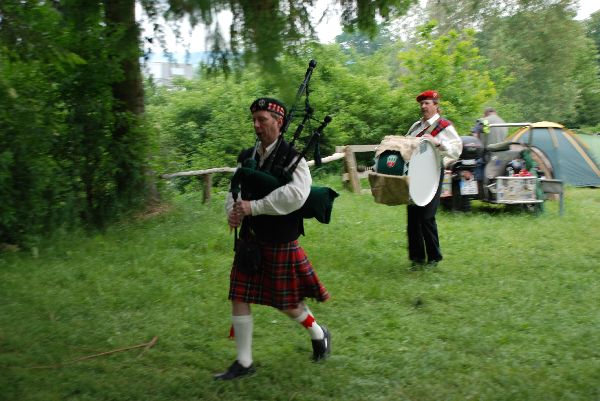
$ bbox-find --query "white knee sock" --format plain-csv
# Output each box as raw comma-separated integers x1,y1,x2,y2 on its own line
294,310,324,340
232,314,253,368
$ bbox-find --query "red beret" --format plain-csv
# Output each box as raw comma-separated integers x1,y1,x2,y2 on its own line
416,90,439,102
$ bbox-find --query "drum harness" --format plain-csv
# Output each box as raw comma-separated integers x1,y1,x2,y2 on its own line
405,118,451,170
408,118,451,139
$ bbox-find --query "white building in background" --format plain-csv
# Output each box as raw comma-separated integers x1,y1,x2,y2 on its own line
142,51,209,86
144,61,195,86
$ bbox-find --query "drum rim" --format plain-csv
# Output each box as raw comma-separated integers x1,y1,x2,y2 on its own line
408,139,441,206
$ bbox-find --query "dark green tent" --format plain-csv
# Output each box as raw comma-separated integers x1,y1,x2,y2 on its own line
576,133,600,166
508,122,600,187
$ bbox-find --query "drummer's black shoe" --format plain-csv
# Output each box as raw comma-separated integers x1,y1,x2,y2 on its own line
409,260,425,271
425,260,439,270
426,258,442,269
214,360,255,380
312,326,331,361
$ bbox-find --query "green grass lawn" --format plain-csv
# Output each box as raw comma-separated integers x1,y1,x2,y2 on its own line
1,181,599,401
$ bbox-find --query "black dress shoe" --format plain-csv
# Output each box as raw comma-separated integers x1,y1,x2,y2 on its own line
311,325,331,361
214,360,256,380
426,259,441,269
409,260,425,271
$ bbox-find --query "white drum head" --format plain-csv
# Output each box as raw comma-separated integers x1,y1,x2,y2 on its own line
408,139,441,206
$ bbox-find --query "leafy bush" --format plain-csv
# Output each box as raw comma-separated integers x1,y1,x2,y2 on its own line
0,2,150,247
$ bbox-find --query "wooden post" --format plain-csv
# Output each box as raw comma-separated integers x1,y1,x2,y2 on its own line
344,146,361,194
202,174,212,203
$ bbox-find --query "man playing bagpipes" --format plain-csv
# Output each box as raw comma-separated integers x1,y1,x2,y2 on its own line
214,97,331,381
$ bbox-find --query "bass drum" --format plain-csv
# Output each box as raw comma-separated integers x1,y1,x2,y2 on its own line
408,139,442,206
368,136,419,206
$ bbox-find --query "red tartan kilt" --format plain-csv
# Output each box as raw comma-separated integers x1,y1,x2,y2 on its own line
228,240,330,309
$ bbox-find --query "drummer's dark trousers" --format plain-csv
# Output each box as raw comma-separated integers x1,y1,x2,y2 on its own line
406,172,443,263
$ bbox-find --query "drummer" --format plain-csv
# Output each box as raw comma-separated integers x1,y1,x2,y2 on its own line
405,90,462,269
215,97,331,380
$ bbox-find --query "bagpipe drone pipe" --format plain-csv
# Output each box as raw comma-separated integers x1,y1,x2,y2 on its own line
230,60,339,224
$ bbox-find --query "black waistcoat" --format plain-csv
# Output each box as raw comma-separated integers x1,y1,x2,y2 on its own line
238,139,305,244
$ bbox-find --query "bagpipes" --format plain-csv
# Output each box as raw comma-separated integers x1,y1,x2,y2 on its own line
230,59,339,225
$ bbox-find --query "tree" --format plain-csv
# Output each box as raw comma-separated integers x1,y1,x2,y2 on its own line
476,3,600,124
423,0,579,35
147,44,405,179
567,35,600,128
147,26,499,188
140,0,417,71
394,21,498,133
585,10,600,68
0,1,150,245
335,23,397,55
3,1,417,245
0,2,80,244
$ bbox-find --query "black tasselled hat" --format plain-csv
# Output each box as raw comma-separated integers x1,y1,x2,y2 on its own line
250,97,287,117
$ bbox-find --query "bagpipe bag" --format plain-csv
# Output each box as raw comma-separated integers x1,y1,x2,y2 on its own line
230,60,339,224
231,166,339,224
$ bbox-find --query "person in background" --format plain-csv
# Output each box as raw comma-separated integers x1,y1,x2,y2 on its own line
471,107,508,147
405,90,462,270
215,97,331,381
470,107,509,192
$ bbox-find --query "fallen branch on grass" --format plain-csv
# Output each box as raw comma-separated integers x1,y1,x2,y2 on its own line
27,336,158,369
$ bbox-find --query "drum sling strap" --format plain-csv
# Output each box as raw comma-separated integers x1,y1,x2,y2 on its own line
413,118,451,138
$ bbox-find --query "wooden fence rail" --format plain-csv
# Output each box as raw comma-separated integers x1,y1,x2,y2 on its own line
160,144,565,215
160,145,376,203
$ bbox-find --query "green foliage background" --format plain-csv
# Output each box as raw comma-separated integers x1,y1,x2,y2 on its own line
0,1,149,246
1,1,599,246
150,25,499,192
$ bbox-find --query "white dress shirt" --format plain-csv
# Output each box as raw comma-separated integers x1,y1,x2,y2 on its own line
226,139,312,216
406,113,462,167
